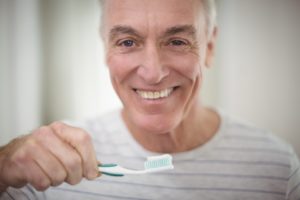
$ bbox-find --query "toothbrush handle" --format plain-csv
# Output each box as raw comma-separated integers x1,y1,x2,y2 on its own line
98,164,146,176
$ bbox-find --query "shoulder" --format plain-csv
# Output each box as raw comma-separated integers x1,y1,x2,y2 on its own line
221,113,292,152
216,112,298,174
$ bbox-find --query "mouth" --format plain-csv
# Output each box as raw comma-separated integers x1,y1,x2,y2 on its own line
134,87,178,100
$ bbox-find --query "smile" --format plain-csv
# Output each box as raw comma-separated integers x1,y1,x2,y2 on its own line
135,88,174,100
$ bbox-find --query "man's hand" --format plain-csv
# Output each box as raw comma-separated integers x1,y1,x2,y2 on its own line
0,122,99,192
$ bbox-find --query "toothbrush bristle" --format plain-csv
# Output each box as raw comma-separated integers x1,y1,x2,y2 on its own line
144,154,173,170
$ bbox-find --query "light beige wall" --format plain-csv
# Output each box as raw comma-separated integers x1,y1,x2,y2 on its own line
41,0,119,123
214,0,300,155
0,0,42,145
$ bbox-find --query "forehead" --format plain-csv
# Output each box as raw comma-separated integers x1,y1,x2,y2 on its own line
102,0,203,35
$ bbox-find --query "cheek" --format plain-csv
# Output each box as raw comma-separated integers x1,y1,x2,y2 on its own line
170,54,201,81
106,53,139,83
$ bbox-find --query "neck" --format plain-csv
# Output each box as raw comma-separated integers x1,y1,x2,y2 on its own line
122,104,220,153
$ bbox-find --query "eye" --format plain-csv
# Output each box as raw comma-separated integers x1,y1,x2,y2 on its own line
169,39,187,46
118,39,135,47
114,38,140,53
165,38,192,52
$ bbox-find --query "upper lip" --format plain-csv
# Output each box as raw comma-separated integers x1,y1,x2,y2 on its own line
133,86,179,91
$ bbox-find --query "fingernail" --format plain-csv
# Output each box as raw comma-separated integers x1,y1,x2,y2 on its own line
87,170,98,179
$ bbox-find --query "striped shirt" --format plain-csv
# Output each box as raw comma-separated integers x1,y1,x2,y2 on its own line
1,109,300,200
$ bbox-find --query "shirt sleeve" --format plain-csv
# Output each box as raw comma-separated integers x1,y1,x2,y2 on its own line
286,147,300,200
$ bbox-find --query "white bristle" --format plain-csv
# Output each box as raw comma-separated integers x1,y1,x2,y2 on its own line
144,154,174,171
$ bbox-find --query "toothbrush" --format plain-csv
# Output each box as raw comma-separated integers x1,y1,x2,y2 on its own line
98,154,174,176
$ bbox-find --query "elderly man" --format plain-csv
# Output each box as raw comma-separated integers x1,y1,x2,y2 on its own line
0,0,299,199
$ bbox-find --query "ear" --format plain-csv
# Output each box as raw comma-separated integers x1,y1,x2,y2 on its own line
205,26,218,68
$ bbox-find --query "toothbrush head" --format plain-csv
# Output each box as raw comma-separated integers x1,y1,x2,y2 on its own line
144,154,174,172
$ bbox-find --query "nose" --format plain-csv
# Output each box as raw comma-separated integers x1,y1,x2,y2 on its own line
137,44,169,84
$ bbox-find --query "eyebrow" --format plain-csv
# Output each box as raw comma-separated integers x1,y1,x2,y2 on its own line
163,25,197,39
109,25,142,41
108,24,197,41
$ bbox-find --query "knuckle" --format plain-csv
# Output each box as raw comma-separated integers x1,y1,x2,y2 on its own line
24,138,39,150
64,156,83,185
33,178,50,191
11,149,27,165
77,130,91,144
67,176,82,185
50,121,65,133
85,169,99,180
33,126,53,139
51,170,67,186
66,156,82,172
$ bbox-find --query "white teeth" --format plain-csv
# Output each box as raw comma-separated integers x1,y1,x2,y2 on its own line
136,88,174,100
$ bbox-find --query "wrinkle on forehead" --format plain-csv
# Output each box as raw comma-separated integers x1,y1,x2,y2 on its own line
103,0,204,38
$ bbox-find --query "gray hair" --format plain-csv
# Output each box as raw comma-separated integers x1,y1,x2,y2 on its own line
98,0,217,38
202,0,217,38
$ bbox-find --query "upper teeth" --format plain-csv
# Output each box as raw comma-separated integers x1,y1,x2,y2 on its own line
136,88,174,100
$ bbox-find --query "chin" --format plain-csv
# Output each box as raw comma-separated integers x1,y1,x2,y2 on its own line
133,112,181,134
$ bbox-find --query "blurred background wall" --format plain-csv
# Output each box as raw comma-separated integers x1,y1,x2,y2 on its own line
0,0,299,156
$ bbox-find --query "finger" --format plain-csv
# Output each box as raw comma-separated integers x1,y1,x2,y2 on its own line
50,122,99,180
21,159,52,191
7,137,52,190
25,138,68,186
34,126,83,185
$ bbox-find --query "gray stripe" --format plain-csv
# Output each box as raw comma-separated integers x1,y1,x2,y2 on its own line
215,147,292,156
26,185,35,195
95,134,272,145
181,159,290,168
52,187,152,200
94,140,129,146
20,190,31,200
96,179,285,196
5,191,16,200
288,182,300,198
233,124,267,132
223,134,272,142
198,187,285,196
155,172,288,181
289,166,300,180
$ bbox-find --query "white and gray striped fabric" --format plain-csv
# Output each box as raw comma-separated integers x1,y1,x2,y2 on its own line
1,109,300,200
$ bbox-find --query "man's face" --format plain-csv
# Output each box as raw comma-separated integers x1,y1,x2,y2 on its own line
102,0,214,134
